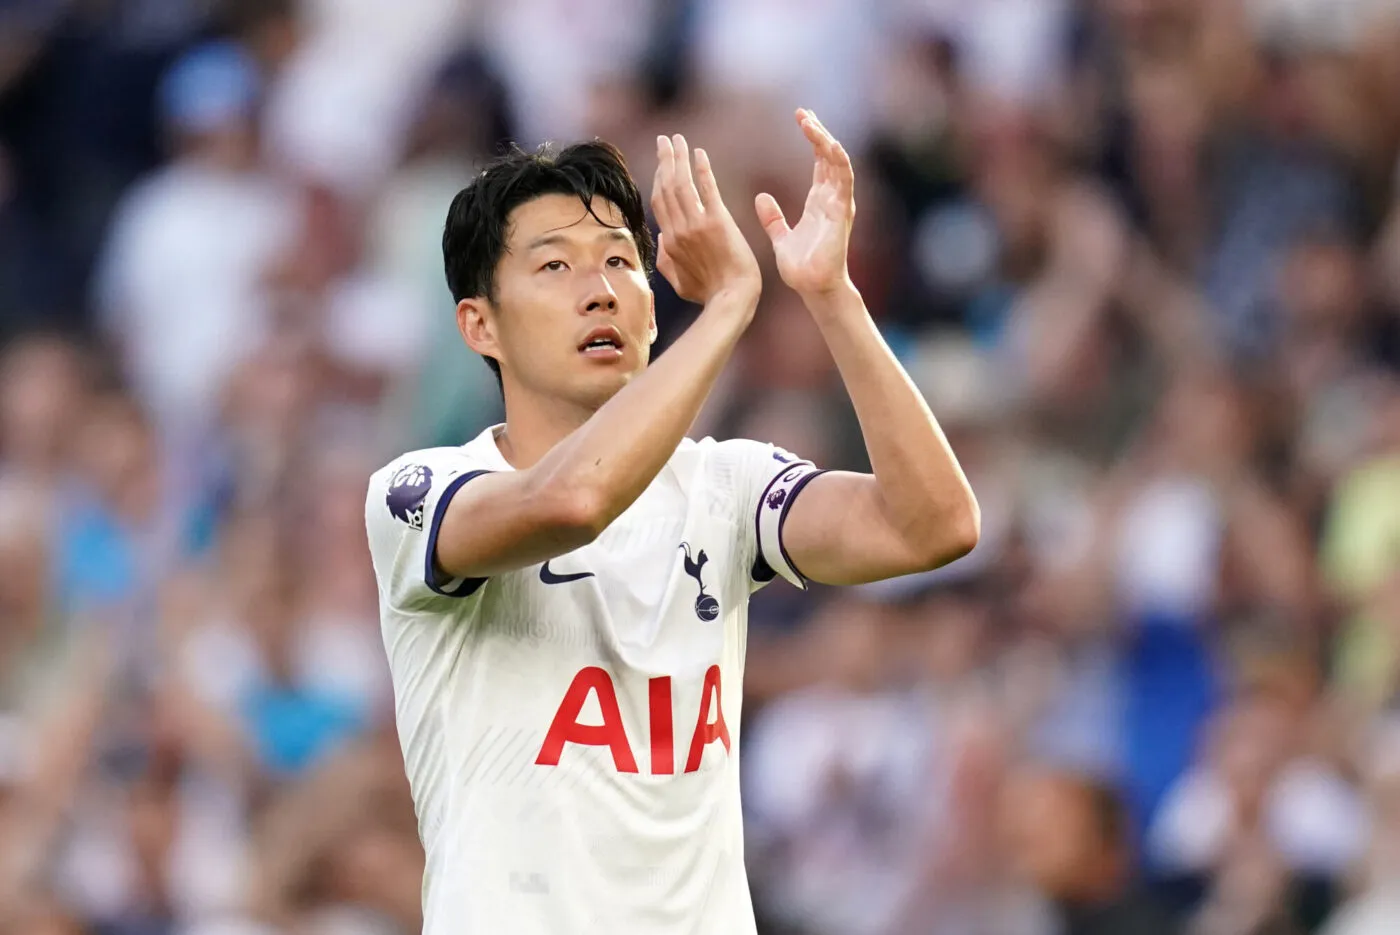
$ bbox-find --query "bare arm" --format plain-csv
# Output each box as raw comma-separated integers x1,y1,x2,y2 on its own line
781,287,979,584
756,111,979,585
436,137,763,579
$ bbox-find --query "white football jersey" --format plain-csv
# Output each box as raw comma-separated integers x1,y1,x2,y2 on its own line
364,425,824,935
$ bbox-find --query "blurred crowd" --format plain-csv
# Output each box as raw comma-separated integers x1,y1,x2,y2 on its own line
4,0,1400,933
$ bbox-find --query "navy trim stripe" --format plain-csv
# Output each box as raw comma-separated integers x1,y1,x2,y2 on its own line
424,469,493,598
750,461,813,581
776,469,826,585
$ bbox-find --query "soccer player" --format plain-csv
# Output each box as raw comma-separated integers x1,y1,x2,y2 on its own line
364,109,979,934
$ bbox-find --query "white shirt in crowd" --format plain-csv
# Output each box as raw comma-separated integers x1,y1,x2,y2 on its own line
95,162,295,430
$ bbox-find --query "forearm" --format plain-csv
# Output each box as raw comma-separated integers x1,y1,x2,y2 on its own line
534,287,758,528
806,284,978,542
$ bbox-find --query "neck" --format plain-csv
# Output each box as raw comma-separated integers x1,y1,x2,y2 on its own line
496,385,598,469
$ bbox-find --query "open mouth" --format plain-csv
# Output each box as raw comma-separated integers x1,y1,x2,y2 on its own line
578,326,625,359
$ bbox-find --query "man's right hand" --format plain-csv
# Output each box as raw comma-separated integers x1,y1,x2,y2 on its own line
651,134,761,308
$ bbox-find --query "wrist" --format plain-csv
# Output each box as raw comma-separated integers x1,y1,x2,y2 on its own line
799,277,860,316
705,276,762,311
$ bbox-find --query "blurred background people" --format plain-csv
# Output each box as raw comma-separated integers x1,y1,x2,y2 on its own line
4,0,1400,932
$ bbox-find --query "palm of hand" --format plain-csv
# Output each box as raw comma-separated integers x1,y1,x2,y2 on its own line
757,109,856,297
657,237,724,305
772,181,853,295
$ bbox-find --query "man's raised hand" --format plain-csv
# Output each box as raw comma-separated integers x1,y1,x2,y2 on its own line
755,110,856,299
651,134,761,307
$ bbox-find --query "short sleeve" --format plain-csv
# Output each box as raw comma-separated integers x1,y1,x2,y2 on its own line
718,439,826,591
364,448,495,611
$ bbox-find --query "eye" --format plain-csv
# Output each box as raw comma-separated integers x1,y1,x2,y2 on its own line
606,256,633,269
541,260,568,272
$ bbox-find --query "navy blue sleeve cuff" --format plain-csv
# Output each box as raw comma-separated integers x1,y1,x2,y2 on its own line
424,470,493,598
750,467,827,586
773,469,824,583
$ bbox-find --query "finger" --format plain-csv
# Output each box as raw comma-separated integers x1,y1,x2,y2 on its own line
799,118,837,190
801,110,850,193
670,134,703,220
802,111,844,180
804,109,840,149
798,110,831,156
754,193,790,243
807,111,847,171
651,135,675,232
815,120,854,198
658,134,689,231
656,232,674,277
830,140,855,198
693,147,724,214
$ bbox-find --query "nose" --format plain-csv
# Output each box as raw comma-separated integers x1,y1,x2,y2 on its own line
580,272,618,314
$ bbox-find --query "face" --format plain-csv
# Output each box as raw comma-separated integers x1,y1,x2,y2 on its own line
76,400,157,515
1002,770,1107,900
0,337,84,470
459,194,655,412
0,515,47,630
1211,695,1294,807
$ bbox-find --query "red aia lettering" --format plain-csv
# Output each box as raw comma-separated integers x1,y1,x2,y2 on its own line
649,676,674,775
685,665,731,772
536,666,729,775
534,666,638,773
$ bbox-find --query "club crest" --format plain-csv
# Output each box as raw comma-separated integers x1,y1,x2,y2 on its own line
679,542,719,622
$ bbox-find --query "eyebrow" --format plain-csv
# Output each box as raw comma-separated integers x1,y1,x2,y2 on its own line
525,228,635,251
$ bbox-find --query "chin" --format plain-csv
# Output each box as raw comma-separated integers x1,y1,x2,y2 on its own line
565,364,637,411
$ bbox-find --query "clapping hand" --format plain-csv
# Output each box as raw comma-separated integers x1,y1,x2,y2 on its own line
755,110,856,299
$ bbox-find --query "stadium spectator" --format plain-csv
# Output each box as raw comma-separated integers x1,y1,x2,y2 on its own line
1004,766,1177,935
94,40,295,439
1,0,1400,932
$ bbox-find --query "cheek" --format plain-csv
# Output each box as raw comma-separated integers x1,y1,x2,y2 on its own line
615,272,655,324
492,288,563,357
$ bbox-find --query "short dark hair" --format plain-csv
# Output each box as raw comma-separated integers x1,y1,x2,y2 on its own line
442,141,656,381
1082,778,1129,850
216,0,297,37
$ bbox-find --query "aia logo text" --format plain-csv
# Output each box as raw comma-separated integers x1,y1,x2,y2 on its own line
535,666,731,775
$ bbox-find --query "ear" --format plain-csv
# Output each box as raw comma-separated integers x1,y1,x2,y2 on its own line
648,294,658,345
457,297,501,361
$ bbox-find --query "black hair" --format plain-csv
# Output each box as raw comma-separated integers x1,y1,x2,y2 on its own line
1079,777,1131,854
216,0,298,37
442,140,656,382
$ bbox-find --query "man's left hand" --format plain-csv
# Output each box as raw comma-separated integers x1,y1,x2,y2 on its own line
754,109,857,301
